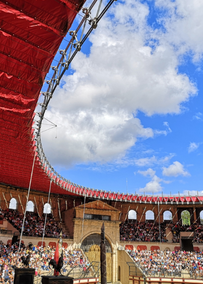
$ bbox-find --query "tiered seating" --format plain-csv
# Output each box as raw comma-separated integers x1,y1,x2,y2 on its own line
120,220,203,243
0,242,91,283
120,220,168,242
1,209,69,238
171,222,203,243
128,249,203,279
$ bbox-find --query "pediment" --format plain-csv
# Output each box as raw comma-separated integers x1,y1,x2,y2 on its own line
76,200,119,211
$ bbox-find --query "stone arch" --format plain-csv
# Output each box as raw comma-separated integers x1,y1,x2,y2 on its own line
145,210,154,221
164,247,171,251
43,203,51,214
81,233,112,283
200,210,203,225
81,230,114,248
181,210,190,225
128,209,137,220
9,198,17,210
81,233,112,253
26,200,34,212
163,210,172,221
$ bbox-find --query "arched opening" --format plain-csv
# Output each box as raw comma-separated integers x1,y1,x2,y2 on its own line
145,210,154,221
163,210,172,221
9,198,17,210
181,210,190,226
200,210,203,225
81,233,112,252
81,234,112,282
164,247,171,251
43,203,51,214
26,200,34,212
128,210,137,220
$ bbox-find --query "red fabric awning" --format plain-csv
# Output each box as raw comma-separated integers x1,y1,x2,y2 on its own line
0,0,85,195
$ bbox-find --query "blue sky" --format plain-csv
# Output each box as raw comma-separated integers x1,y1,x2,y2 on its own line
39,0,203,196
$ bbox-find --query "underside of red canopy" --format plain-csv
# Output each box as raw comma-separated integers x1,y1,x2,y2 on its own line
0,0,202,204
0,0,85,195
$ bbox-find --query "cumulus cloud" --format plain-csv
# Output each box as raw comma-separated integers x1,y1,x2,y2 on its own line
139,175,162,193
41,0,197,167
138,168,155,177
188,142,199,153
162,161,190,177
42,110,153,166
155,0,203,61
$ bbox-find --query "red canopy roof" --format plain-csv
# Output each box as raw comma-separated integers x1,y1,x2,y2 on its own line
0,0,85,195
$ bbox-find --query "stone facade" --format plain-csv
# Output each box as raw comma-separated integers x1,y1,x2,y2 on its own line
1,184,202,226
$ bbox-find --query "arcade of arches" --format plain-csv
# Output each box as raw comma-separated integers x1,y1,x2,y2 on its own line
1,184,203,282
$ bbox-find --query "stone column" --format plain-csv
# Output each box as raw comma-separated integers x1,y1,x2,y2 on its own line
193,207,197,223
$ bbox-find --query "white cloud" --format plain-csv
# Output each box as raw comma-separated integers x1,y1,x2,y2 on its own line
42,111,153,166
41,0,197,167
162,161,190,177
155,0,203,61
193,112,202,120
134,156,157,167
138,168,155,177
188,142,199,153
134,154,174,167
182,190,203,196
139,175,162,193
154,129,167,136
163,121,172,133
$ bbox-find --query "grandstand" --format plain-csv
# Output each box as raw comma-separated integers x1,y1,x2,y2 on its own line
0,0,203,284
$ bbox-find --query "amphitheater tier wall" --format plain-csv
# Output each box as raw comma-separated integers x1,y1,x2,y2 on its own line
1,184,203,228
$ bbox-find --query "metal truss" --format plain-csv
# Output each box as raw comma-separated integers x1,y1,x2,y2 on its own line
34,0,117,191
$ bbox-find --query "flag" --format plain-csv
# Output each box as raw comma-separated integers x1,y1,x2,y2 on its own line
54,243,59,276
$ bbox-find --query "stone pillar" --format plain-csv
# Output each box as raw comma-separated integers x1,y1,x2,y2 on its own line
159,206,163,223
172,206,178,223
193,207,197,223
38,198,44,217
112,245,118,283
153,206,158,223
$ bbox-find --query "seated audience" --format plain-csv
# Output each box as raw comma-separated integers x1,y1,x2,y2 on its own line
128,248,203,278
1,209,69,238
0,241,90,283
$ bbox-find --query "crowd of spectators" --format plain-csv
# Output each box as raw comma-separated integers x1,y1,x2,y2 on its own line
120,220,168,242
0,241,90,283
171,222,203,243
120,220,203,243
1,209,68,238
128,249,203,279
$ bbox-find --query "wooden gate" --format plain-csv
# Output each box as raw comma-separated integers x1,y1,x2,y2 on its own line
85,244,112,282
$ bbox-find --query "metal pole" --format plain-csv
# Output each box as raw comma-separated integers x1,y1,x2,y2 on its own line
18,150,36,251
81,195,86,242
158,201,161,244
